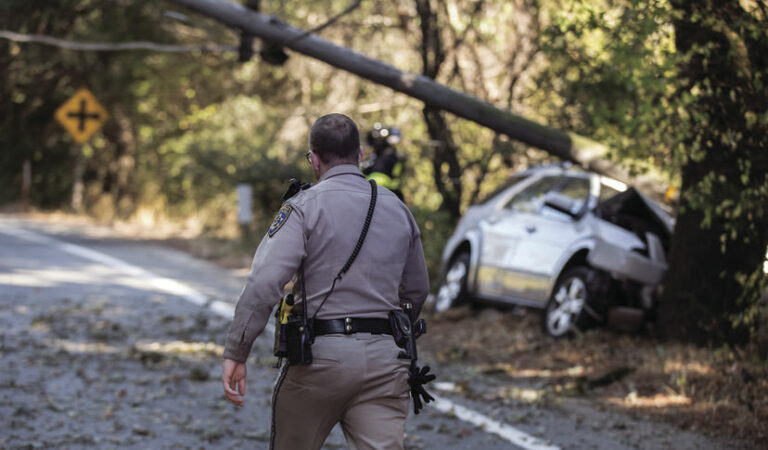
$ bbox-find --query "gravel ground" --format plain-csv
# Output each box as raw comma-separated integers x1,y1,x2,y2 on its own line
0,253,275,448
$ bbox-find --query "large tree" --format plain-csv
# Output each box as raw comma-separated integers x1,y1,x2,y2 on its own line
537,0,767,345
658,0,768,345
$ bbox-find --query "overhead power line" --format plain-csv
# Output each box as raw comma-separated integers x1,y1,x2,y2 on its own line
0,30,235,53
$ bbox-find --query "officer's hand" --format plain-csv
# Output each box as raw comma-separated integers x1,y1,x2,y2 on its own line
408,364,436,415
222,358,247,407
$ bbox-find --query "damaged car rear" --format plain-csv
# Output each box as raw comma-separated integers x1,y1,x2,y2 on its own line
434,164,674,337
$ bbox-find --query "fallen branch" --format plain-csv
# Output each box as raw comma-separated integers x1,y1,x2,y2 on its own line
586,366,636,389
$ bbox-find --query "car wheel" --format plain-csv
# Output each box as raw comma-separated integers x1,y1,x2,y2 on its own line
543,267,595,338
435,252,470,313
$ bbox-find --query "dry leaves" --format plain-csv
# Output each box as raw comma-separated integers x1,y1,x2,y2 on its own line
421,305,768,447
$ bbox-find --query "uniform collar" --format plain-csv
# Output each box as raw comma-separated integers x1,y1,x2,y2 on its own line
319,164,365,182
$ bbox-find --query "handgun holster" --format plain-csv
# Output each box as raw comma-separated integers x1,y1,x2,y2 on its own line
284,316,313,365
388,310,411,347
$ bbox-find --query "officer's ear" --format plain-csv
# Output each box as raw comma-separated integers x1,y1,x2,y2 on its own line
357,146,363,164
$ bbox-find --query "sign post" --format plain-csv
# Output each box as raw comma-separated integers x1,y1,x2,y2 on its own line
236,183,253,242
21,159,31,211
236,183,253,225
54,88,108,212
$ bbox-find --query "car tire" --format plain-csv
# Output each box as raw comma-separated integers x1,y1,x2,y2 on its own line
542,266,597,338
435,252,471,313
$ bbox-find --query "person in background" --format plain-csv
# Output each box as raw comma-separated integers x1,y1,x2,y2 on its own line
362,123,405,201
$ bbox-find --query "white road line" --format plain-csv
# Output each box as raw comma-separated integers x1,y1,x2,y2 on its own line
431,395,560,450
0,225,210,305
0,224,560,450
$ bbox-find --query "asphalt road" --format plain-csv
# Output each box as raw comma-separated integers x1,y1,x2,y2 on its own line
0,216,530,450
0,215,748,449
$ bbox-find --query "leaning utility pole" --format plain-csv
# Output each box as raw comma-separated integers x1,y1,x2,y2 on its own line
169,0,628,181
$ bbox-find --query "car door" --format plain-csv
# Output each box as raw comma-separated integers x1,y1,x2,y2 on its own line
476,175,561,304
477,175,591,305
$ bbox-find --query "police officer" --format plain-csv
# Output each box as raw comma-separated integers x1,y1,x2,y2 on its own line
362,123,405,200
221,113,430,449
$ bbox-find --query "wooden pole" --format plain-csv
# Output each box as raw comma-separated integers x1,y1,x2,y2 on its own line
168,0,629,182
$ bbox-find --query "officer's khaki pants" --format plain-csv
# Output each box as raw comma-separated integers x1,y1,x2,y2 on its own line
271,333,411,450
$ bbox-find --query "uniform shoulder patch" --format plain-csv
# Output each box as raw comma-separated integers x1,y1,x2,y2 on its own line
268,205,293,237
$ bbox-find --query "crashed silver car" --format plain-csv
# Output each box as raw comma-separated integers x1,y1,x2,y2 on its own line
434,164,674,337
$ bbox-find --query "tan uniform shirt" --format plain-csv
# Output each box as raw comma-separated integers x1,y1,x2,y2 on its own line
223,164,430,362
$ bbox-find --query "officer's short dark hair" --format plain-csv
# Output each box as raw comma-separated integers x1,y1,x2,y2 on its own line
309,114,360,163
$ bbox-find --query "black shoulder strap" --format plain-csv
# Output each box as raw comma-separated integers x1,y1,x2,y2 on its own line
283,177,312,201
308,180,377,322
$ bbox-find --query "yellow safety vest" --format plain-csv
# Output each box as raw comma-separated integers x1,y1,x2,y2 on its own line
366,161,403,190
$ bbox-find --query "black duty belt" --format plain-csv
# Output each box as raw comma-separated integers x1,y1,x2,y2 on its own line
313,317,392,336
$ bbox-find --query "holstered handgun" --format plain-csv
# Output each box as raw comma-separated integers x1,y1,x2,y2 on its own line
389,309,412,359
284,315,313,365
388,307,426,361
273,294,294,358
273,266,313,366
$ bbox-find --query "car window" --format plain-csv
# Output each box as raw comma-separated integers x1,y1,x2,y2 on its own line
504,176,562,213
553,177,590,208
540,176,591,220
479,173,530,204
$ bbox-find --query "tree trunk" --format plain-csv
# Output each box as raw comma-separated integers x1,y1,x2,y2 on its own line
423,107,462,219
416,0,462,219
112,105,136,218
658,0,768,345
661,162,767,344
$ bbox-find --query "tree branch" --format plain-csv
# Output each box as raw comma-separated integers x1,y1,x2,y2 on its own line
506,0,541,108
280,0,362,47
0,29,235,52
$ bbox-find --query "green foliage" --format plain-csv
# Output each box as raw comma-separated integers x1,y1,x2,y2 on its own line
537,0,683,175
411,207,455,288
536,0,768,344
157,95,311,220
1,0,527,224
1,1,237,212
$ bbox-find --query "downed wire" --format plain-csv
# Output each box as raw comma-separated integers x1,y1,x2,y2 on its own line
0,30,235,53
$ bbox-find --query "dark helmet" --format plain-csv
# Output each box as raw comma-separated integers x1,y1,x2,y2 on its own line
366,123,402,147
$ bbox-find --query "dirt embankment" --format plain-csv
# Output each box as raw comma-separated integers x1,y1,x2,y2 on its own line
420,306,768,449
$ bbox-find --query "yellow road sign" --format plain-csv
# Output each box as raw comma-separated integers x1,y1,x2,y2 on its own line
54,88,108,144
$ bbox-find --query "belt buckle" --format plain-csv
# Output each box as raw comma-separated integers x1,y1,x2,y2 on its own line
343,317,353,334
